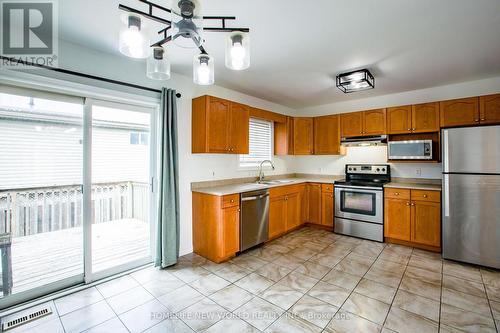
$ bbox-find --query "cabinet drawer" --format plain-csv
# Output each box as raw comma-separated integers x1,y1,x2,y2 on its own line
222,194,240,208
385,188,410,200
411,190,440,203
322,184,334,193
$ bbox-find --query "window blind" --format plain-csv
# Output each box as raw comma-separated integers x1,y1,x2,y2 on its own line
239,118,273,168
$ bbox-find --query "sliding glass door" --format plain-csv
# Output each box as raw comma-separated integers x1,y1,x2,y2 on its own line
88,100,156,280
0,87,157,308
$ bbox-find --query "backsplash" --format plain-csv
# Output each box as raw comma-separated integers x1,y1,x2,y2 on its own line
292,146,442,179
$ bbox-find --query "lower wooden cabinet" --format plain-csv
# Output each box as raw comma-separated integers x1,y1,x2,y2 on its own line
269,195,286,239
321,191,334,227
192,192,240,263
269,184,306,239
307,183,321,225
384,188,441,251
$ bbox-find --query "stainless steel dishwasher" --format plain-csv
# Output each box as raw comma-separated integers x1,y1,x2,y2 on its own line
240,189,269,251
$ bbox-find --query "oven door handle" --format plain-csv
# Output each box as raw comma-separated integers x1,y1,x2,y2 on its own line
334,184,383,191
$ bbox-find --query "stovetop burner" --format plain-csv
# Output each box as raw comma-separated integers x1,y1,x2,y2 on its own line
335,164,391,187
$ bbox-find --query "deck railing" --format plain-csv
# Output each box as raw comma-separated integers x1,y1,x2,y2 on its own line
0,182,149,237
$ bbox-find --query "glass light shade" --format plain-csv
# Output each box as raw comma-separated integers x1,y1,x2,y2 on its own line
193,54,214,85
225,32,250,70
336,69,375,93
119,15,150,59
147,47,171,80
171,0,204,48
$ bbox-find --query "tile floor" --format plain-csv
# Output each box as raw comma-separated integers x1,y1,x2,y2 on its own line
2,227,500,333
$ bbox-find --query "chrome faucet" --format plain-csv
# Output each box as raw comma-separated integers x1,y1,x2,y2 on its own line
258,160,275,183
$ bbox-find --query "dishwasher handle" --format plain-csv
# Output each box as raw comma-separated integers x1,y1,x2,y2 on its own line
241,193,269,202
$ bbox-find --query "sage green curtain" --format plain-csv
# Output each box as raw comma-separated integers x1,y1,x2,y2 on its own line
155,88,180,268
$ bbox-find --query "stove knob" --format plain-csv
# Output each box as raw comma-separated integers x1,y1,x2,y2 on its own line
382,168,386,172
348,167,352,171
376,168,380,172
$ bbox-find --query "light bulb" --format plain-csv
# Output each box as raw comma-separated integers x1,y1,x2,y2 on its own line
119,16,149,59
197,62,210,85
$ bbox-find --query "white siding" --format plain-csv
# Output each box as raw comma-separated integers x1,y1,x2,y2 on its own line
0,119,149,190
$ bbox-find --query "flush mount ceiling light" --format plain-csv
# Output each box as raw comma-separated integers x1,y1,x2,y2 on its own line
118,0,250,85
336,69,375,93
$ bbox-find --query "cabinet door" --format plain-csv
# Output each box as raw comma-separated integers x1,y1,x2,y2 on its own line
314,115,340,154
229,102,249,154
269,196,286,239
384,198,411,241
321,192,334,227
340,112,363,137
307,183,321,225
221,206,240,258
479,94,500,125
411,201,441,247
412,102,440,133
387,106,412,134
363,109,386,135
293,118,314,155
440,97,479,127
207,97,231,153
299,185,308,224
285,193,301,231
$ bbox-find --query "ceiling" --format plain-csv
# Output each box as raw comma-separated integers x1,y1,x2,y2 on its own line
59,0,500,109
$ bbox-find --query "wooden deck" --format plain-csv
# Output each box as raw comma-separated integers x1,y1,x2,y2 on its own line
3,219,150,296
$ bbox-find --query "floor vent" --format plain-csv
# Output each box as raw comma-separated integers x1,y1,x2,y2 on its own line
1,306,53,331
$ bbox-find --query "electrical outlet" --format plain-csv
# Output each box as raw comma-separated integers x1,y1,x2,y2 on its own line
212,171,215,177
318,167,323,173
415,168,422,176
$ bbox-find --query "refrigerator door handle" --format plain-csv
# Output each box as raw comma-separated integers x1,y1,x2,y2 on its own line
442,129,449,173
443,174,450,217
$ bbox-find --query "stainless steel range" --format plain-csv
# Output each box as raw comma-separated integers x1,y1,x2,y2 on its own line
334,164,390,242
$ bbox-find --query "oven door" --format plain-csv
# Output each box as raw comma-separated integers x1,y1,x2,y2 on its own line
335,186,383,224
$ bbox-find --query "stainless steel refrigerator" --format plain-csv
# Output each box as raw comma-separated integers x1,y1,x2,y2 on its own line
442,125,500,269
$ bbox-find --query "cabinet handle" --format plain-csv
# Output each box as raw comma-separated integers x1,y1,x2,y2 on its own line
406,202,410,206
230,199,234,203
407,128,411,131
474,119,480,122
412,128,416,131
394,192,399,196
411,203,415,206
423,194,428,198
480,118,486,121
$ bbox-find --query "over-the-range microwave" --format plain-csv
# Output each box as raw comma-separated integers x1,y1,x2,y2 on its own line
388,140,433,160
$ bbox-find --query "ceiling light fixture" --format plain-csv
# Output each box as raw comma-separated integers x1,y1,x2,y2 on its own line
336,69,375,93
118,0,250,84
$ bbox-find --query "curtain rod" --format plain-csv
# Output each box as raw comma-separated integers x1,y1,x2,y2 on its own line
0,56,181,98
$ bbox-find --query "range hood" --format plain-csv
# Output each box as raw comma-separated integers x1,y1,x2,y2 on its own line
341,135,387,147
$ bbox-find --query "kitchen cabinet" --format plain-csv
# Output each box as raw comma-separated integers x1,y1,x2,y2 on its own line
286,192,301,230
440,97,479,128
307,183,322,225
293,117,314,155
341,109,386,137
412,102,440,133
384,188,441,251
192,95,249,154
387,106,412,134
321,184,334,227
363,109,387,135
314,115,341,154
274,116,294,155
269,195,287,239
479,93,500,125
388,103,439,134
192,192,240,263
340,112,363,137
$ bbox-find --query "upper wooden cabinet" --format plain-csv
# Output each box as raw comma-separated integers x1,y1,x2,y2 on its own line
440,97,479,128
274,116,294,155
363,109,387,135
412,102,440,133
314,115,340,155
192,95,249,154
340,112,363,137
341,109,386,137
479,93,500,125
388,103,439,134
293,117,314,155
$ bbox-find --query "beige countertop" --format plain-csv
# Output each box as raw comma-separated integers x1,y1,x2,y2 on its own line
384,181,441,191
192,176,342,196
192,175,442,196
